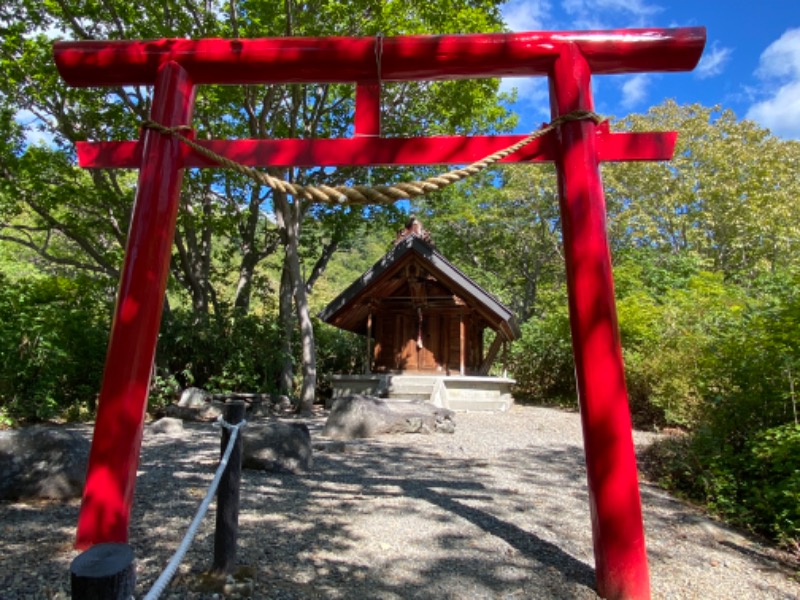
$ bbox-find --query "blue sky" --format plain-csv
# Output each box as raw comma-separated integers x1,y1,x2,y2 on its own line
500,0,800,140
16,2,799,143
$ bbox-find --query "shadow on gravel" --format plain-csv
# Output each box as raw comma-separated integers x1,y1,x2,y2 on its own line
6,414,800,599
225,438,598,599
406,483,596,589
0,501,80,595
0,420,598,599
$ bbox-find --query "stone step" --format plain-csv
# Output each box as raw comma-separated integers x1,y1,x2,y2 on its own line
385,376,444,402
387,383,436,394
386,392,431,402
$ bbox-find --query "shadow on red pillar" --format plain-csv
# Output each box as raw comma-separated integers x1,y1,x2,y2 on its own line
75,62,196,549
549,45,651,599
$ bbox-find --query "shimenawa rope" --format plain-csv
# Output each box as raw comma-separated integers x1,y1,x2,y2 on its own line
142,109,603,205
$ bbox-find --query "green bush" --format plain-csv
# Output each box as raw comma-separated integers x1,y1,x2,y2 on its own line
743,424,800,545
315,321,365,376
508,304,576,405
644,423,800,549
0,274,109,423
152,313,368,409
152,308,285,409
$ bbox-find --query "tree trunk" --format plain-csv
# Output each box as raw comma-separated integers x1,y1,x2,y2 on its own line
282,199,317,414
233,250,258,314
233,187,269,313
278,261,294,396
305,238,339,294
274,187,317,411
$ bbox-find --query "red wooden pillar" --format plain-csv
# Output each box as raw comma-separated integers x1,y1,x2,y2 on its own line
355,83,381,137
549,46,650,599
76,61,196,549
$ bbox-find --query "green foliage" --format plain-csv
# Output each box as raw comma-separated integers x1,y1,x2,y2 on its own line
605,102,800,282
640,265,800,548
151,309,285,409
415,165,556,322
744,424,800,544
507,300,575,405
2,0,516,415
619,260,749,428
645,423,800,549
150,310,370,409
0,273,109,423
314,322,365,376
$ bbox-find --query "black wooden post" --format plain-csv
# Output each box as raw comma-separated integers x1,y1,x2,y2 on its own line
71,543,136,599
212,399,245,575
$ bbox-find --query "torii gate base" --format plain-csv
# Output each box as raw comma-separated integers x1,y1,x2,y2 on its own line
54,28,705,600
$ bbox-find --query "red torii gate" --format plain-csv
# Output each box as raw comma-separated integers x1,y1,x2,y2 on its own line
54,27,705,600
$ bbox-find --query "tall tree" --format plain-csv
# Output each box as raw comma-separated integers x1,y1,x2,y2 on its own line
1,0,515,409
420,101,800,324
603,101,800,282
413,164,560,322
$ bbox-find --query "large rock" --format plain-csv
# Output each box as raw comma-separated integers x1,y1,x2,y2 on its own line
178,387,210,408
322,395,456,440
242,422,312,473
164,401,223,422
0,427,89,501
149,417,184,435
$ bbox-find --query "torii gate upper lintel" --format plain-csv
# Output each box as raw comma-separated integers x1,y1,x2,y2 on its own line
54,28,706,600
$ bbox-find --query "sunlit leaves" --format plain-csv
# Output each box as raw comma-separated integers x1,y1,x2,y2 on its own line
605,101,800,281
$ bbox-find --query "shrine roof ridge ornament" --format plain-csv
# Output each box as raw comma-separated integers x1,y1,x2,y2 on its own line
54,27,706,87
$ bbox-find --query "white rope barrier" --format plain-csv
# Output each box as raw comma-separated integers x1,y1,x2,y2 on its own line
143,416,247,600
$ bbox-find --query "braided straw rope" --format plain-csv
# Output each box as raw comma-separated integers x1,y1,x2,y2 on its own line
142,110,603,205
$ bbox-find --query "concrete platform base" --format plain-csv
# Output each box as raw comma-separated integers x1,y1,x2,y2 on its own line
327,374,515,412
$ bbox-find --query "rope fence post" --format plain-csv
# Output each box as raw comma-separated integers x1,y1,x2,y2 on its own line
70,542,136,599
212,399,246,575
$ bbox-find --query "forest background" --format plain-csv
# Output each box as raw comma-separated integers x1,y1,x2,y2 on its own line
1,0,799,556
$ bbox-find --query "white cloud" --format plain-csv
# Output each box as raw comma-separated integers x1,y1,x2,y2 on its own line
499,77,551,121
502,0,552,32
746,81,800,140
561,0,662,29
500,1,553,122
755,28,800,79
620,74,650,109
695,42,731,79
746,28,800,139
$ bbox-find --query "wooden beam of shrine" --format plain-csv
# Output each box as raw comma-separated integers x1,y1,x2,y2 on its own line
54,29,706,87
76,129,676,169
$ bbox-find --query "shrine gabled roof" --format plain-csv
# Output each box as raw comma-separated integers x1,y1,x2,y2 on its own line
319,234,521,341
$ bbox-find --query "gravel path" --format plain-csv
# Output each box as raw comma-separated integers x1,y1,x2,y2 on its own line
1,405,798,599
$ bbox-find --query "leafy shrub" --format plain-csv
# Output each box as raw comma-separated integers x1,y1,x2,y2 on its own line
153,312,368,411
743,424,800,545
644,423,800,549
152,308,284,410
314,321,365,376
314,321,366,401
0,274,109,423
508,304,576,405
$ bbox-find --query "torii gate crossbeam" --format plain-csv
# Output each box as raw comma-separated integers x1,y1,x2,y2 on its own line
54,28,705,600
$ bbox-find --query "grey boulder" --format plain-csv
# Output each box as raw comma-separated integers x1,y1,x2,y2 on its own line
0,427,89,501
322,395,455,440
242,421,312,473
149,417,185,435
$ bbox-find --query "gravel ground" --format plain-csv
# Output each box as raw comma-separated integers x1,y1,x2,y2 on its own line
1,404,798,599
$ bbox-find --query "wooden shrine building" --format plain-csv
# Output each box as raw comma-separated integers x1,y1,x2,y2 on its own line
320,220,520,376
319,221,520,411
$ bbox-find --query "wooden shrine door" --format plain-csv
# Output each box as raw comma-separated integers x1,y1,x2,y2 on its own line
393,310,444,372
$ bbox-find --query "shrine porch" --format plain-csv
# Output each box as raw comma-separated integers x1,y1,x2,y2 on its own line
327,374,515,412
